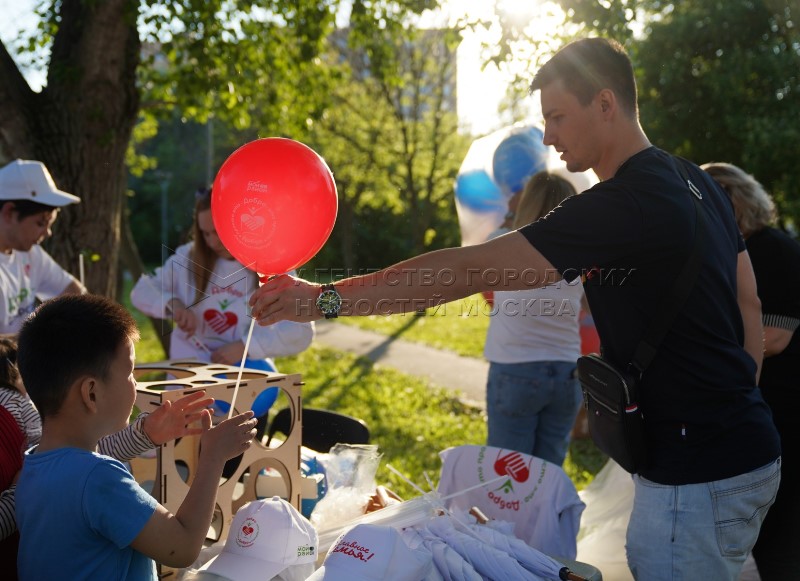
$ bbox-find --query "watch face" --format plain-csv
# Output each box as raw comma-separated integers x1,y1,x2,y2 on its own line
316,289,342,315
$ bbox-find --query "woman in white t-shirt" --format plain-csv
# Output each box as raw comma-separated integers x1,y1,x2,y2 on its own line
484,172,584,466
131,188,314,369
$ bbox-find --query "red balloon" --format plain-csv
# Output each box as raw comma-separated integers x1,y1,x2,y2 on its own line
211,138,338,275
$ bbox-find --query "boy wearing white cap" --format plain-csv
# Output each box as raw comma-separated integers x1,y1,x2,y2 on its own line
0,159,85,334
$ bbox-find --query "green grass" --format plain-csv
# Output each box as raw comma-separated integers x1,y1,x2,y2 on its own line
334,294,491,359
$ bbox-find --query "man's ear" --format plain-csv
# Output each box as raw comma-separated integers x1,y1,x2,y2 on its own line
79,377,99,413
597,89,616,117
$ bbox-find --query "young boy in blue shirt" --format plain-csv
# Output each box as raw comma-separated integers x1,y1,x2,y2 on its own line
14,294,257,580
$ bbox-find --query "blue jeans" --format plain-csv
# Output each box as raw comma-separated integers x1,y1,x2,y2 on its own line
486,360,581,466
626,458,781,580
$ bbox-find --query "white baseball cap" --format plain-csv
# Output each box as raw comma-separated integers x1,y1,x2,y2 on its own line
200,497,318,581
307,524,432,581
0,159,80,207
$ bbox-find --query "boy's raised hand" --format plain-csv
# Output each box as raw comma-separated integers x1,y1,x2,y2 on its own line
133,408,257,567
199,410,257,466
142,390,215,445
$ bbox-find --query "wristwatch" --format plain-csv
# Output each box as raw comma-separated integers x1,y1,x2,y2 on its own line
316,284,342,319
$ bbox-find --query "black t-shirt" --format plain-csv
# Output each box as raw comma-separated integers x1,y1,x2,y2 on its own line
521,146,780,484
746,227,800,400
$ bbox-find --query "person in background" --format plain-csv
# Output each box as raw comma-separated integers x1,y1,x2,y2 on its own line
249,38,781,580
0,400,24,576
482,190,523,307
484,172,583,465
0,159,85,334
0,332,224,579
131,187,313,370
703,162,799,581
15,294,257,580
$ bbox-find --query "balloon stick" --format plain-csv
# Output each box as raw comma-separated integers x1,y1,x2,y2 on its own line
386,464,427,495
228,317,256,419
79,253,85,287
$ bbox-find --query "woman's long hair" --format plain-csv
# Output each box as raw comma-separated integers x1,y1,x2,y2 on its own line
513,172,578,229
189,189,216,304
189,188,258,304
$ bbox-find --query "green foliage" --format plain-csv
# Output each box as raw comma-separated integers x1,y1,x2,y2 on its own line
307,25,469,266
127,113,260,264
549,0,800,226
121,0,467,275
634,1,800,225
136,0,337,134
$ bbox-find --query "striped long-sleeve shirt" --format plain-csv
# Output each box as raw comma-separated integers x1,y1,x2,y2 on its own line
0,405,156,540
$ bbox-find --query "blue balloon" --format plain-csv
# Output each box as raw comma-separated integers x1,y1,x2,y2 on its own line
492,130,548,195
251,388,278,418
244,358,277,372
454,169,505,212
244,359,278,417
212,359,278,417
213,400,230,416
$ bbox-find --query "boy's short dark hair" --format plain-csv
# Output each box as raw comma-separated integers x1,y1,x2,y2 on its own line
17,295,140,418
530,37,639,118
0,199,58,219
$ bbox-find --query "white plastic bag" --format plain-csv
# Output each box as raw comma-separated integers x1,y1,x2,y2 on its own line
309,444,381,531
575,459,635,581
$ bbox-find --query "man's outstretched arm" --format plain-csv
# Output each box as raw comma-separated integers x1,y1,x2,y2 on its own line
250,231,559,325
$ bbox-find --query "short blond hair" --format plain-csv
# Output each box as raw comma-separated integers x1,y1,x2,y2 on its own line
513,172,577,229
701,162,776,237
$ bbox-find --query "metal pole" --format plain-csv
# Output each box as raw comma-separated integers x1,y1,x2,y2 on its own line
160,179,168,250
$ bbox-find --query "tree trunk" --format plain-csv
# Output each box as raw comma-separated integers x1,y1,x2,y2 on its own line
0,0,141,297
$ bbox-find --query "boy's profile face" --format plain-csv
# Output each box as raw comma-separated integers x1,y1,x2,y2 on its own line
6,208,59,252
95,337,138,435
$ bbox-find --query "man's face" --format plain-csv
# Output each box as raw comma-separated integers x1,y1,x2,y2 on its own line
540,79,603,174
7,208,58,252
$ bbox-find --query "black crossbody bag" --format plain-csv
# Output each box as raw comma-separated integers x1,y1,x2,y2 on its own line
577,157,706,474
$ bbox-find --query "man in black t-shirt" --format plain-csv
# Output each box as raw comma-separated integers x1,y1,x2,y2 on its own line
249,38,780,580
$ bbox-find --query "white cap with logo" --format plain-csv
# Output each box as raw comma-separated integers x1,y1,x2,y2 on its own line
200,497,318,581
307,523,432,581
0,159,80,207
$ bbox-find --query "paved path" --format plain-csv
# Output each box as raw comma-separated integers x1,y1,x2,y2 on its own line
313,320,488,409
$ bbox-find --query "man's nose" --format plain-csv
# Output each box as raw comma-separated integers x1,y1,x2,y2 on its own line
542,126,555,146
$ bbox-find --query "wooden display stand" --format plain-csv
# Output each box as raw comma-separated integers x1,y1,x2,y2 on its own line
130,360,303,578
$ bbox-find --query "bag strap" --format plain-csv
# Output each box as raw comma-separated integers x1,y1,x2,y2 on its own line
629,156,706,376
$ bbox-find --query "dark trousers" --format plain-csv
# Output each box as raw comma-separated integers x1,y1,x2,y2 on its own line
752,386,800,579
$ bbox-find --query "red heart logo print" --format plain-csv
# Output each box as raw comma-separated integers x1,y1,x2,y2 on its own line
242,525,254,536
204,309,237,334
494,451,531,483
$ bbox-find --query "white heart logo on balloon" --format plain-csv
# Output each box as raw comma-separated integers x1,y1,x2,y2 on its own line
240,213,265,231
